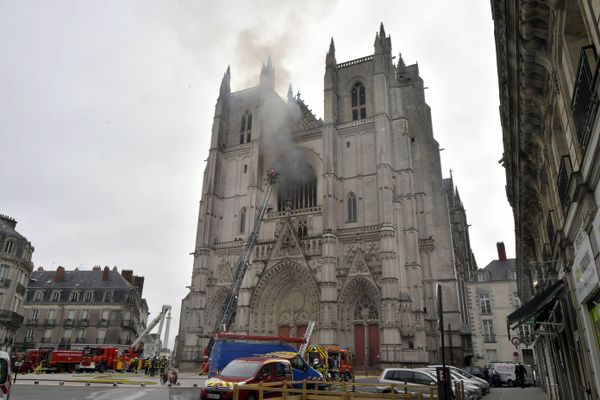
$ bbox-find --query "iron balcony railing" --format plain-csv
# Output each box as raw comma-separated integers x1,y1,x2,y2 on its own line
98,319,109,327
75,337,86,343
41,337,52,343
547,210,556,246
44,319,56,326
572,45,599,154
0,279,10,288
79,319,89,327
557,156,572,212
26,318,39,325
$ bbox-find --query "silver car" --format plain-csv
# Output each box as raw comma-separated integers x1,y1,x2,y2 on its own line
428,365,491,395
417,368,482,400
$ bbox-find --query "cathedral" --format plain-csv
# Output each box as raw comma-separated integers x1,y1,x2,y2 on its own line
176,24,466,371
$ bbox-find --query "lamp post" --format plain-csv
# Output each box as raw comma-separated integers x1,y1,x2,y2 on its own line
436,284,452,400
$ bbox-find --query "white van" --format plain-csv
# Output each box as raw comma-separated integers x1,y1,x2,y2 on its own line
0,351,11,400
490,362,534,387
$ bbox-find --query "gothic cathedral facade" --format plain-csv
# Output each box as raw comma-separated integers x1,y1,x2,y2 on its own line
176,25,464,371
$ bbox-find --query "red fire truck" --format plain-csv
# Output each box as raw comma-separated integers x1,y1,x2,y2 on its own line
26,348,83,373
77,346,119,372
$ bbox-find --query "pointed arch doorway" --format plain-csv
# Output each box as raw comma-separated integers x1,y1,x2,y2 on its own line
353,294,380,366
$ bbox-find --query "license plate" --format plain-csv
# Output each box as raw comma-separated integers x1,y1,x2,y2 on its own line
207,394,220,399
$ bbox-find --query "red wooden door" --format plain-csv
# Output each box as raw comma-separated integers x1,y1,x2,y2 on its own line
354,324,365,366
368,324,380,366
296,324,307,338
278,325,291,337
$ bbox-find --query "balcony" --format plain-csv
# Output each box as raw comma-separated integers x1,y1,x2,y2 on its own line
483,334,497,343
557,156,572,212
121,319,132,328
41,337,52,343
75,337,86,343
16,282,26,296
79,319,89,327
572,45,599,154
0,279,10,288
44,319,56,326
24,337,34,343
64,319,75,327
25,318,39,326
98,319,109,327
0,309,24,328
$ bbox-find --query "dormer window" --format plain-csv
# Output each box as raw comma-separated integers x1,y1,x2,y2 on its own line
351,83,366,121
84,291,94,302
3,240,15,254
103,291,113,303
33,290,44,302
69,291,80,302
51,290,61,302
240,111,252,144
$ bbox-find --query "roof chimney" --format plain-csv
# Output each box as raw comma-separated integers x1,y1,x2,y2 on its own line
121,269,134,284
92,265,101,271
134,275,145,295
55,266,65,282
497,242,507,262
102,266,110,281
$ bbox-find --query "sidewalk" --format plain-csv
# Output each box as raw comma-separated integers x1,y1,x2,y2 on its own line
487,387,548,400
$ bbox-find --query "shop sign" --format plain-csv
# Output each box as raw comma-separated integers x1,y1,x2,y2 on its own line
573,226,599,304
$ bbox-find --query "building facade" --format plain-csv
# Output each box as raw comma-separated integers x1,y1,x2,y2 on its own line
466,243,534,367
0,214,34,351
492,0,600,399
177,24,465,371
14,266,148,352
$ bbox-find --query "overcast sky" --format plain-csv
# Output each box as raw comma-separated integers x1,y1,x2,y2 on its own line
0,1,514,348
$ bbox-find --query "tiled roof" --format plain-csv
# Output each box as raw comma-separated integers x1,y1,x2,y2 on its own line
481,258,516,281
28,269,133,289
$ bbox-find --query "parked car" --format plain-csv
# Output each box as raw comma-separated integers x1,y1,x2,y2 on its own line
421,367,485,397
201,357,293,400
377,368,437,399
462,366,500,387
0,351,11,400
377,367,481,400
428,365,491,395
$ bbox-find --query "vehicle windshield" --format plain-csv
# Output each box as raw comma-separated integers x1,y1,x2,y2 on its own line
0,359,7,384
220,360,262,378
452,369,471,379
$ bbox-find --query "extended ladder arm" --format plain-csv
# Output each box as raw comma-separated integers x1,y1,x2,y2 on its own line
130,304,171,353
206,171,279,353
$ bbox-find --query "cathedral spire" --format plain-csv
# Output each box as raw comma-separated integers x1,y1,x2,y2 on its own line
397,52,406,72
326,37,336,66
379,22,386,39
287,84,294,103
219,65,231,97
260,55,275,90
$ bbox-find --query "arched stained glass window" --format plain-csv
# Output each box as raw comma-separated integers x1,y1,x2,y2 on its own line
240,208,246,234
240,111,252,144
347,192,357,222
351,83,366,121
353,294,379,321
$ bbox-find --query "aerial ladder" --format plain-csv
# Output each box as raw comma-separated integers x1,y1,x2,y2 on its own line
130,304,172,357
204,170,279,357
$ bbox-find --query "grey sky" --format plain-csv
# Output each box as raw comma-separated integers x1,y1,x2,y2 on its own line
0,1,513,348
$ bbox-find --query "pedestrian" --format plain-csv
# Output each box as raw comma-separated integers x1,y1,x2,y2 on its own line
483,365,490,384
515,363,527,388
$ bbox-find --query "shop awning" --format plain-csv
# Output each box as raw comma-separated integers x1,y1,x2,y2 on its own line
507,279,565,332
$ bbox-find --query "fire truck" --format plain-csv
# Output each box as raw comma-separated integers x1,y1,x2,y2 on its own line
77,346,119,372
25,348,83,373
306,345,354,381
